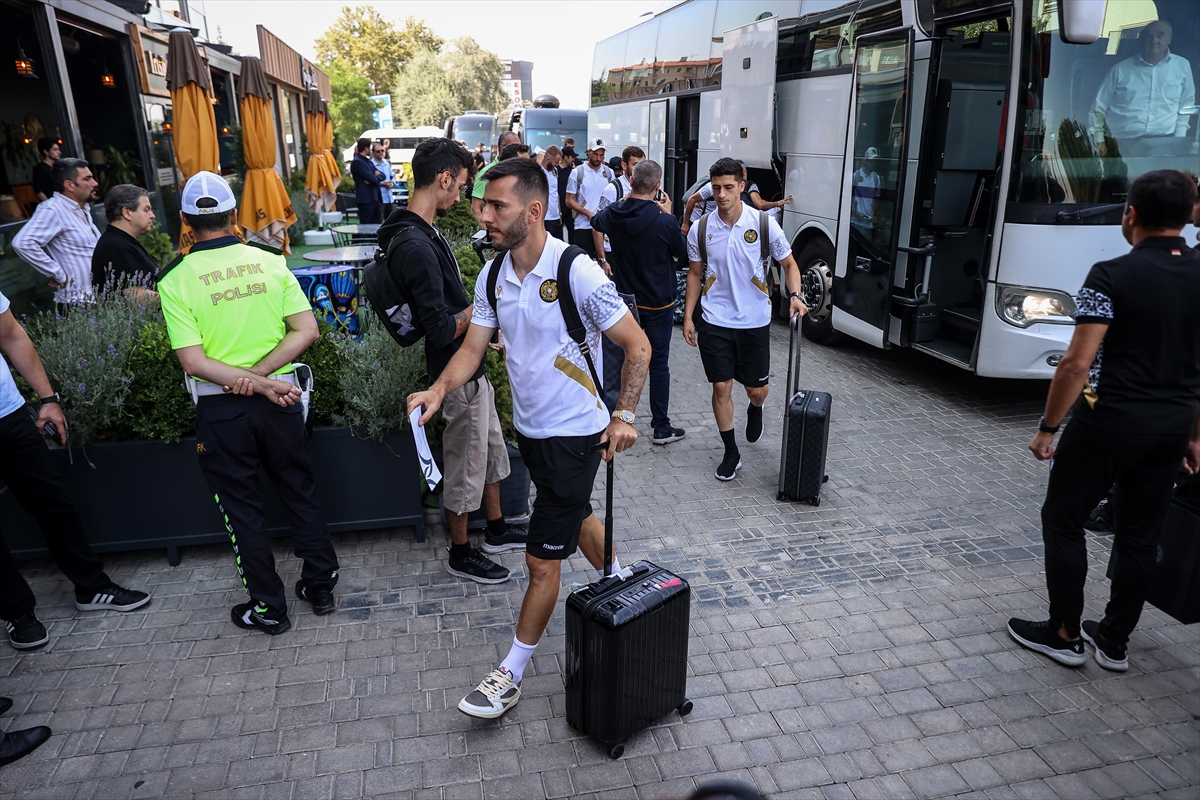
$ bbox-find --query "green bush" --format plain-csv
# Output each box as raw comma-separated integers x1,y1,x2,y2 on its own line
438,195,479,240
288,167,308,194
304,320,347,427
330,314,428,442
139,223,175,268
288,189,319,236
119,320,197,443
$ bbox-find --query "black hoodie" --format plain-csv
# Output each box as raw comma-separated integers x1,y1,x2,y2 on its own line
592,198,687,310
377,209,484,382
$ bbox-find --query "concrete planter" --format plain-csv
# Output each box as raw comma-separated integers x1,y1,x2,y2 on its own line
0,427,424,565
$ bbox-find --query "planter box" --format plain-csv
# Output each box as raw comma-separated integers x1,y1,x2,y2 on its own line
434,444,532,530
302,229,334,246
0,427,424,566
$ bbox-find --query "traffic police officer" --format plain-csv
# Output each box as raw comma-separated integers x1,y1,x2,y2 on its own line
158,171,339,635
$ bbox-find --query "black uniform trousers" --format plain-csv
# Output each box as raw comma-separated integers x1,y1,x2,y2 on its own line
195,394,338,615
0,405,109,621
570,227,599,259
1041,416,1190,646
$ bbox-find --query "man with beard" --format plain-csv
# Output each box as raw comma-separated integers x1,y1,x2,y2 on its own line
408,157,650,720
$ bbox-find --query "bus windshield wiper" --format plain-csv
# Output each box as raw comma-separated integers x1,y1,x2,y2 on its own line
1056,203,1125,222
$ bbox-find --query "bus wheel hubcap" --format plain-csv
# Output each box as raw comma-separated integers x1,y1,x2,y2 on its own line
802,260,834,323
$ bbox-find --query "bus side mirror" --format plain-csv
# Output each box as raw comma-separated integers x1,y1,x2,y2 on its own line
1058,0,1107,45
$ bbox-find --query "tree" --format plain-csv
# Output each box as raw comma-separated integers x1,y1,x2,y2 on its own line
392,38,507,128
325,60,380,149
314,6,443,95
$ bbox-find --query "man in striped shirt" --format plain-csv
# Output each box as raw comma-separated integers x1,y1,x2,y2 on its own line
13,158,101,306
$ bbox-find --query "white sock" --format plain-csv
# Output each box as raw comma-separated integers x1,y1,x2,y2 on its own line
601,557,622,578
498,636,537,683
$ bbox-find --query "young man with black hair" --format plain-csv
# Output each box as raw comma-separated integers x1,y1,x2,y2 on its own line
408,156,650,720
593,145,645,273
682,164,790,237
157,171,339,635
684,157,807,481
378,138,526,584
13,158,100,306
350,138,385,224
31,137,60,203
1010,170,1200,673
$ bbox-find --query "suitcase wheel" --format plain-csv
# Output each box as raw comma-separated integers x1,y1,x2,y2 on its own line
809,496,820,507
822,475,829,484
607,743,625,760
677,699,694,717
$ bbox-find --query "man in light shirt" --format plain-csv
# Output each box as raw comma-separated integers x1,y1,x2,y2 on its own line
13,158,101,306
371,143,396,210
1091,20,1195,152
541,145,564,240
564,138,615,259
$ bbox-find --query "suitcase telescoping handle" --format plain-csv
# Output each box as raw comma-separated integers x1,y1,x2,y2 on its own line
786,315,802,399
593,440,616,578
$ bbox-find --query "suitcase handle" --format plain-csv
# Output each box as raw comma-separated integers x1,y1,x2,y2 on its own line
593,440,617,578
786,315,802,399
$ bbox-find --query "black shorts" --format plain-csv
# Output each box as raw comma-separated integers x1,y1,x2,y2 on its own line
697,321,771,388
517,431,604,560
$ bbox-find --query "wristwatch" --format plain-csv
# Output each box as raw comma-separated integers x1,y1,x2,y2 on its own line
612,409,634,425
789,292,804,301
1038,416,1060,434
39,393,60,406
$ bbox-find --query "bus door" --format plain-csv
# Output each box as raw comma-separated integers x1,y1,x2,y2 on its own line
648,100,668,168
833,30,913,348
673,96,702,201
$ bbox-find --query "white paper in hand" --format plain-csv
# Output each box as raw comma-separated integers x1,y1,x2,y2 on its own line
410,407,443,492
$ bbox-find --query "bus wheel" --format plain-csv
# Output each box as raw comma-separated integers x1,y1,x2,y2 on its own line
798,240,838,344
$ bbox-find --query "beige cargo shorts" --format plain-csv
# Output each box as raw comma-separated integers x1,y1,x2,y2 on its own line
440,375,511,514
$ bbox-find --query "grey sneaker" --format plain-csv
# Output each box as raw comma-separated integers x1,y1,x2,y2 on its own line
652,427,686,445
458,666,521,719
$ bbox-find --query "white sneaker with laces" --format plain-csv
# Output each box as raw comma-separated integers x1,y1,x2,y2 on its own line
457,666,521,719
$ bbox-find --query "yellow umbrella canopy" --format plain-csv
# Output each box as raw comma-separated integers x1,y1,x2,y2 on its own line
237,57,296,253
167,30,220,253
304,88,337,212
320,100,341,183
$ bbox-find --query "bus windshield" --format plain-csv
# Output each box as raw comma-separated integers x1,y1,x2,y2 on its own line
525,128,589,153
455,117,493,151
1012,0,1200,214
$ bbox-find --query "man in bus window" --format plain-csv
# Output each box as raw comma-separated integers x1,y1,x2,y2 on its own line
1011,170,1200,674
851,147,882,229
564,138,615,260
1090,20,1195,153
683,158,807,482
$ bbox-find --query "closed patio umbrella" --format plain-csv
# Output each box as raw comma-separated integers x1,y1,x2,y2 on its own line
304,88,337,212
320,99,342,185
167,30,220,253
238,57,296,253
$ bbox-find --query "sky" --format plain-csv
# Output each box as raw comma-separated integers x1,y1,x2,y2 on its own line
202,0,666,110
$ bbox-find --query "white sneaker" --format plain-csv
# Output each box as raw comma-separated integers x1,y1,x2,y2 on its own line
457,666,521,719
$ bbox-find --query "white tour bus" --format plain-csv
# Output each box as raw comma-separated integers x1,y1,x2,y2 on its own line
590,0,1199,378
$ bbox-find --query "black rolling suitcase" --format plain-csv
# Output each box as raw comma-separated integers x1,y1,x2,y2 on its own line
565,454,693,759
778,316,832,506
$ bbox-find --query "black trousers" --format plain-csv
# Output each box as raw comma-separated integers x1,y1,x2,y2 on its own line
544,219,563,240
357,200,382,225
195,394,338,614
570,227,598,259
1041,416,1190,646
0,405,109,621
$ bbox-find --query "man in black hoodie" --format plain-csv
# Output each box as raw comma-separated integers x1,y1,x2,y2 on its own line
592,160,688,444
377,139,528,584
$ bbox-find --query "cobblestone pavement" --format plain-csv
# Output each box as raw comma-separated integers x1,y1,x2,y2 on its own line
2,323,1197,800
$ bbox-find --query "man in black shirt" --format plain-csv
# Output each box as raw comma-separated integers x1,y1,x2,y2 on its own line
91,184,160,298
377,139,527,584
31,138,59,204
1010,170,1200,673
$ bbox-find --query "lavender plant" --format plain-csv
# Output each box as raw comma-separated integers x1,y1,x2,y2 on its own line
331,312,428,443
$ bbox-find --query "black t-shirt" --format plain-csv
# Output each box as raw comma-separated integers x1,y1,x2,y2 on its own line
32,162,54,200
91,225,159,289
1072,236,1200,433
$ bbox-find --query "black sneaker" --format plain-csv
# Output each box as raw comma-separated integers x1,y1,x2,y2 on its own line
1080,620,1129,672
230,602,291,635
652,427,686,445
746,403,764,443
5,615,48,651
447,547,510,584
716,452,743,481
1084,499,1114,534
482,525,528,554
295,581,336,616
75,583,150,612
1007,618,1086,667
0,697,13,715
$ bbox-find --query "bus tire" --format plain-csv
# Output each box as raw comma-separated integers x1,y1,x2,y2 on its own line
797,239,839,345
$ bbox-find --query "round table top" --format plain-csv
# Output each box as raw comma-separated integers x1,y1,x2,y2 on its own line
302,245,376,264
330,224,380,236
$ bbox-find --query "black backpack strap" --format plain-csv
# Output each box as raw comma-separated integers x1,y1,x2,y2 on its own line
485,254,501,316
556,245,604,394
610,176,624,201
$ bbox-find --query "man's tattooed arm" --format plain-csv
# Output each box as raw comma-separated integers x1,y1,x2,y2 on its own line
452,306,473,338
616,344,649,413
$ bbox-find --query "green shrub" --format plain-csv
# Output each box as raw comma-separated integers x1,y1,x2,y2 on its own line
330,313,429,443
120,319,197,443
139,223,175,268
438,195,479,240
288,166,308,194
304,320,347,427
288,189,319,236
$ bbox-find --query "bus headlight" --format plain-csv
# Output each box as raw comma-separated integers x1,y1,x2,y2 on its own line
996,286,1076,328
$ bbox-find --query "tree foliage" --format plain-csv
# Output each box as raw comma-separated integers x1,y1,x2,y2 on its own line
325,59,379,149
314,6,443,95
392,38,507,128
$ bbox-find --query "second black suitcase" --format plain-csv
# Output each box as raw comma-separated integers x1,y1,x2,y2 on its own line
778,316,832,506
564,454,692,759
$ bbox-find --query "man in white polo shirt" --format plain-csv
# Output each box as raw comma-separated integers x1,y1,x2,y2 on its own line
409,157,649,720
564,138,615,260
683,157,807,481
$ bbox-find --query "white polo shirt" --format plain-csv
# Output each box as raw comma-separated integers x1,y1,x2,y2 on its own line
687,203,790,330
472,235,628,438
565,162,615,230
543,166,560,221
596,174,632,253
